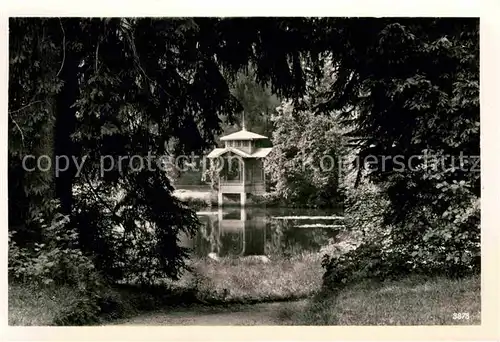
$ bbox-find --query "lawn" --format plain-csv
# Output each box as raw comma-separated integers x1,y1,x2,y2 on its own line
293,275,481,325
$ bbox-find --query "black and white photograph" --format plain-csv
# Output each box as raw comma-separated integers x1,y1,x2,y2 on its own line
5,10,492,335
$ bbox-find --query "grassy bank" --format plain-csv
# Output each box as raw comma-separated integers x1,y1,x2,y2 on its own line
289,275,481,325
186,253,323,303
130,252,325,304
8,252,323,326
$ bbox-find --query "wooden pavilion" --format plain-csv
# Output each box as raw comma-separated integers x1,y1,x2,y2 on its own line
207,126,273,206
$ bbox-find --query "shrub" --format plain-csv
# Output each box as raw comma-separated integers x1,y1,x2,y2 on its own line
322,169,480,291
53,295,101,326
94,289,136,320
246,193,281,207
9,204,100,289
181,197,211,210
8,200,124,326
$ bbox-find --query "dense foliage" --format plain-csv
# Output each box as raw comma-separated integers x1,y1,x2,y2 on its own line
315,18,480,224
265,100,345,208
265,60,347,208
318,18,480,286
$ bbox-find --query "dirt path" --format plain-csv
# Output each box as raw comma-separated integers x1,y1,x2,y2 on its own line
109,300,308,325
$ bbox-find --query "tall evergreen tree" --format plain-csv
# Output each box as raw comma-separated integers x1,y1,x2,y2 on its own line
8,17,319,281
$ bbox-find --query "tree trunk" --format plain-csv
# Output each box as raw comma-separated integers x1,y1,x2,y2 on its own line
54,21,80,215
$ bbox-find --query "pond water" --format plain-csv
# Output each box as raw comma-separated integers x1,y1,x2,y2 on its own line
181,207,345,258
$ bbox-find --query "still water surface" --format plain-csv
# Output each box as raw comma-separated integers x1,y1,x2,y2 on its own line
181,207,344,258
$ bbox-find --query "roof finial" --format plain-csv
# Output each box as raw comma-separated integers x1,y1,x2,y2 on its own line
242,111,246,130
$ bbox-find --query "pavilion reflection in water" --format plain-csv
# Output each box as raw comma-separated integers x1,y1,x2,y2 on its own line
182,208,267,258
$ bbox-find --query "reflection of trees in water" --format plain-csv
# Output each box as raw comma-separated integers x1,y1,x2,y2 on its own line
266,219,286,256
196,217,222,256
266,218,339,257
219,233,245,256
244,222,266,255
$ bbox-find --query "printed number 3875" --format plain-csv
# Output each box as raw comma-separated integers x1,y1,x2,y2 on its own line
453,312,470,320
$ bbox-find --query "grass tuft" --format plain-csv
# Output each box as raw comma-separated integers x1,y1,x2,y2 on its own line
187,254,324,303
8,283,87,326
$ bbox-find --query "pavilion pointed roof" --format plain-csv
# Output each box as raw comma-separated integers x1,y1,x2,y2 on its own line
207,147,273,159
219,128,268,141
